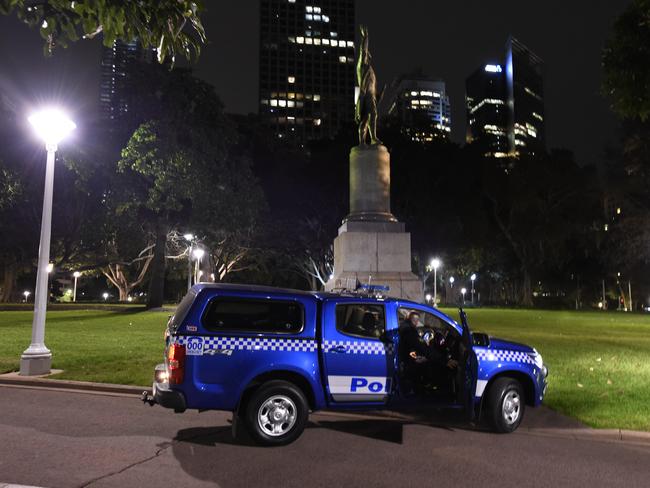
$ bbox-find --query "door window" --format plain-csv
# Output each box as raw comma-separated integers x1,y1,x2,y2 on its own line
335,304,385,339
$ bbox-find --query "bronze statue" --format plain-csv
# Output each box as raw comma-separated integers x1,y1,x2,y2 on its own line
355,25,382,146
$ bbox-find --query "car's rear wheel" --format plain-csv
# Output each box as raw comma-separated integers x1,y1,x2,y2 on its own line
244,380,309,446
486,377,525,433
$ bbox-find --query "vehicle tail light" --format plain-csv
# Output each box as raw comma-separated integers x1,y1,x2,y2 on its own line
167,343,186,384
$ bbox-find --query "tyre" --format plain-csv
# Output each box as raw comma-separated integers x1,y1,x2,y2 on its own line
486,377,525,433
244,380,309,446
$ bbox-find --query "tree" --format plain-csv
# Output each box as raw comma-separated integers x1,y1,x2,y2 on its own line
0,0,205,63
602,0,650,122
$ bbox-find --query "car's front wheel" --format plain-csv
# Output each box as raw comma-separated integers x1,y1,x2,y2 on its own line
486,377,525,433
244,380,309,446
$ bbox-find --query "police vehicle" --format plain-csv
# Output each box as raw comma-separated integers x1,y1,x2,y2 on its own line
143,283,548,445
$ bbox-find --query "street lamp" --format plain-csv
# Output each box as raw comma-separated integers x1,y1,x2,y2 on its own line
73,271,81,302
23,291,31,303
470,273,477,304
425,293,432,303
449,276,455,288
430,258,441,306
20,108,75,376
461,287,467,305
102,292,109,301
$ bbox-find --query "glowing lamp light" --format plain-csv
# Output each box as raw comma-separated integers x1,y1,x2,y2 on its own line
73,271,81,278
461,288,467,295
46,263,54,273
183,233,194,241
471,273,477,281
102,292,109,300
449,276,455,284
430,258,441,270
192,248,205,260
28,109,76,146
484,64,502,73
425,293,432,302
23,291,31,298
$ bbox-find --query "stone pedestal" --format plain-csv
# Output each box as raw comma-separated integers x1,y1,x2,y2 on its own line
325,145,422,302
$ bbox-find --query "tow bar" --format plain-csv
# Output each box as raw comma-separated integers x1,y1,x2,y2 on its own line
141,390,156,406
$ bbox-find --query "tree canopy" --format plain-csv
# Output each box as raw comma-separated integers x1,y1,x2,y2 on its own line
0,0,206,63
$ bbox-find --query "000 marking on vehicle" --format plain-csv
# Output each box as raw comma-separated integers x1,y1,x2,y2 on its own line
185,337,204,356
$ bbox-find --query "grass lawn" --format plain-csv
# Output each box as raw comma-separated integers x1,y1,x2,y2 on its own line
1,307,649,431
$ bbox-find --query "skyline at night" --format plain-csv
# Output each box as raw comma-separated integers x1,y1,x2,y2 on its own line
0,1,633,165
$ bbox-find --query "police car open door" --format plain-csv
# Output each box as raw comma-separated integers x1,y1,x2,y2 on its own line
321,300,394,404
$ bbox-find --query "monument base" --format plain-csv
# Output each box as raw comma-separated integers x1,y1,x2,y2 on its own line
325,221,422,302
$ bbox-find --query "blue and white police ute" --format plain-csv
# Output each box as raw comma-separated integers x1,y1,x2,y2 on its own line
143,283,548,445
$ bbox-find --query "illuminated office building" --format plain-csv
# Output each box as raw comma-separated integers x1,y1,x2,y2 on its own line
99,39,154,122
259,0,356,146
385,75,451,143
466,36,545,158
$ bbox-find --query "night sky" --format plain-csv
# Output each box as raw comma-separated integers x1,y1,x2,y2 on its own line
0,1,632,166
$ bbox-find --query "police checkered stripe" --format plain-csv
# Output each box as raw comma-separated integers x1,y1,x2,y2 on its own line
173,336,317,352
322,340,394,355
475,349,535,365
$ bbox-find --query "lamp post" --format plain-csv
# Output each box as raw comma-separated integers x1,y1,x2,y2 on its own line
183,233,194,291
23,291,31,303
192,247,205,284
461,287,467,305
73,271,81,302
20,109,75,376
470,273,477,304
449,276,455,288
431,258,441,306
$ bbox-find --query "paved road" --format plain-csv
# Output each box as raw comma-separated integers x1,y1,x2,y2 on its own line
1,386,648,488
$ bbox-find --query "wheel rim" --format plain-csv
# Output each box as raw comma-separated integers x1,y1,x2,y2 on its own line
502,390,521,425
257,395,298,437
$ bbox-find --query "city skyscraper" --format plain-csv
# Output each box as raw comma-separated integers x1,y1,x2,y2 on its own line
466,36,545,158
99,39,154,123
259,0,356,146
384,73,451,143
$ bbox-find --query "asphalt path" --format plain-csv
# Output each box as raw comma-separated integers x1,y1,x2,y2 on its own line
0,386,648,488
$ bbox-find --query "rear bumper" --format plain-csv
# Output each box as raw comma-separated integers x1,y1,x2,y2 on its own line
153,364,186,412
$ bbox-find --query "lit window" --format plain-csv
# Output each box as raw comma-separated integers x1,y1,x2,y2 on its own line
314,15,321,21
346,41,354,47
279,100,287,107
287,101,295,107
331,32,337,37
323,39,330,45
314,38,321,45
314,6,321,13
288,0,295,3
331,39,338,46
306,38,313,44
306,14,313,20
288,76,295,83
410,91,418,96
306,6,313,12
288,92,296,99
313,94,321,101
323,15,329,22
313,118,322,126
270,100,278,107
296,37,304,44
616,207,621,215
420,91,433,97
339,56,347,63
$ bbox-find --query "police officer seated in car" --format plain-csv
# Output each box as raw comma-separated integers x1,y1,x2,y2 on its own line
399,311,458,394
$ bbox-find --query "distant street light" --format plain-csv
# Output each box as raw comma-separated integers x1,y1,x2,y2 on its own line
461,287,467,304
73,271,81,302
470,273,477,304
20,108,75,376
449,276,455,288
102,292,109,301
431,258,441,306
23,291,31,303
425,293,432,303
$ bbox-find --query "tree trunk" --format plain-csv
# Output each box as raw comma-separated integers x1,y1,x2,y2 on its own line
147,222,167,309
520,269,533,307
1,259,17,303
